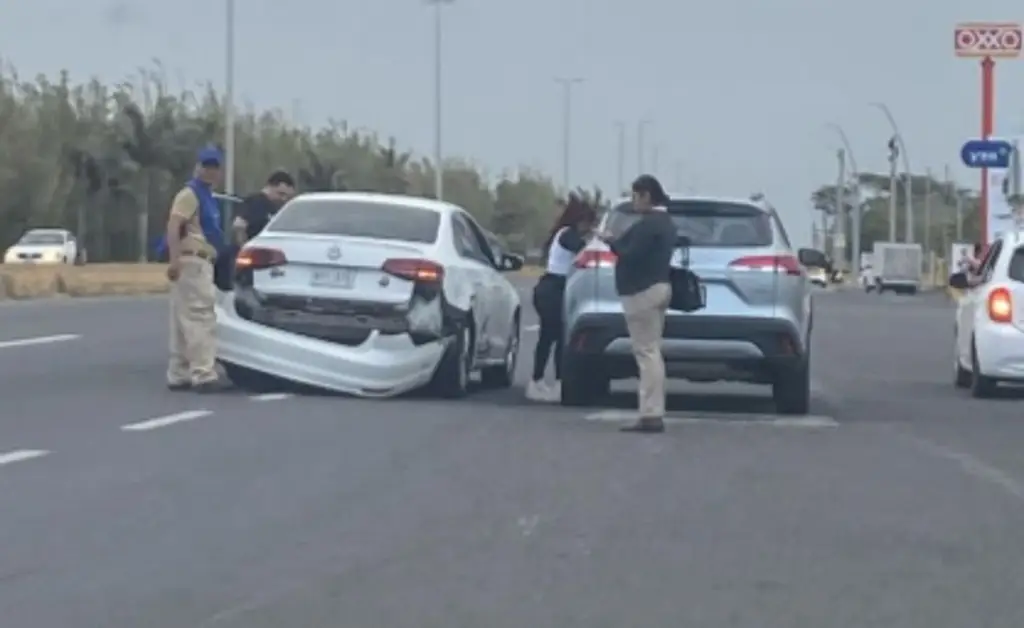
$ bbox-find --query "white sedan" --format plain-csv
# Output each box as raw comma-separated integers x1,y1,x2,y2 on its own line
3,228,77,264
951,231,1024,397
216,192,524,398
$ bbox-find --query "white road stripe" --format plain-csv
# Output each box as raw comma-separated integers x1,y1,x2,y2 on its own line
0,449,50,466
584,409,838,427
121,410,211,431
249,393,292,401
0,334,80,350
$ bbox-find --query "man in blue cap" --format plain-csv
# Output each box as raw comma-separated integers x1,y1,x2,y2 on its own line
164,146,231,392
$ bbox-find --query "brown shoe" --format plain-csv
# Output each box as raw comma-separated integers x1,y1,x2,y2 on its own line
620,417,666,433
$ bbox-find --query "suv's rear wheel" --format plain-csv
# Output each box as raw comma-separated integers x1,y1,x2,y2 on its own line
560,347,610,406
772,355,810,415
970,337,997,398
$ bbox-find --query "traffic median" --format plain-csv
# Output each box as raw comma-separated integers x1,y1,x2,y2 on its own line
0,263,170,300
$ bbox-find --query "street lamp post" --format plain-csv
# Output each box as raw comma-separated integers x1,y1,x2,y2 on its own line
223,0,236,231
614,121,626,195
555,77,584,190
870,102,913,242
827,123,861,271
426,0,455,201
637,119,652,173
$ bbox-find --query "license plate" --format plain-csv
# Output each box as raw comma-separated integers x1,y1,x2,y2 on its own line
310,268,354,289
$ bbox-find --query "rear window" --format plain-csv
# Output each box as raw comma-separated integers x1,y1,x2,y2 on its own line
605,200,772,247
268,200,441,243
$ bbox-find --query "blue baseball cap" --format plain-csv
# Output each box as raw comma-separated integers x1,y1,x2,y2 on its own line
197,146,224,167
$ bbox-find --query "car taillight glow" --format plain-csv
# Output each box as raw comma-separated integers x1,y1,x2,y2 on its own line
382,258,444,282
728,254,802,276
235,246,287,270
988,287,1013,323
574,250,617,268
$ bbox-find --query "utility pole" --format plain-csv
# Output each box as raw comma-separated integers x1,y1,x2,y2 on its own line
637,119,651,173
924,169,932,254
426,0,455,200
651,144,660,176
1012,140,1022,235
834,149,846,272
614,121,625,195
223,0,236,231
887,136,898,242
555,77,583,190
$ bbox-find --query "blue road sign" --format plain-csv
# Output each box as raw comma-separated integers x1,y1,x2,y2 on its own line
961,139,1013,168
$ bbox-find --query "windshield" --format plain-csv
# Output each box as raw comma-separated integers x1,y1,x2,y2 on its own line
19,232,64,245
268,200,441,243
605,200,772,247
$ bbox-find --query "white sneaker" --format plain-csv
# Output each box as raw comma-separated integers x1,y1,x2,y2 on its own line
546,381,562,402
525,380,551,402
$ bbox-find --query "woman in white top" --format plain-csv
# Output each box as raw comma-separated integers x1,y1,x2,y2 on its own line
526,196,596,402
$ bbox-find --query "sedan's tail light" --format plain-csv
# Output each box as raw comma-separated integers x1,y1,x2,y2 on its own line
988,287,1013,323
236,246,287,270
729,254,802,276
382,258,444,282
574,250,617,269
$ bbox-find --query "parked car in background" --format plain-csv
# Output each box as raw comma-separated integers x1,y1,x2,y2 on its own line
3,228,77,264
216,192,525,398
562,194,814,414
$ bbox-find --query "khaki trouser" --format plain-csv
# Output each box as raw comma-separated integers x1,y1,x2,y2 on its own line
167,255,218,385
622,282,671,418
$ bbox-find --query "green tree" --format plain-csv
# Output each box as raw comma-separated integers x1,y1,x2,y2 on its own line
0,62,591,260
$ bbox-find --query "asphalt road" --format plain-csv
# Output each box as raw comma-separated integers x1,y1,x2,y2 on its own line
2,284,1024,628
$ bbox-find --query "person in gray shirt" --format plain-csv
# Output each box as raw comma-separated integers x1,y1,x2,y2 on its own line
598,174,676,433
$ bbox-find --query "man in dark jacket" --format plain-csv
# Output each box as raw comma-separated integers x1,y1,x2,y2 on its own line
232,170,296,244
599,174,676,433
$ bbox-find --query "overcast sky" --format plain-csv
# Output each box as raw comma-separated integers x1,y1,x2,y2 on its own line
4,0,1024,243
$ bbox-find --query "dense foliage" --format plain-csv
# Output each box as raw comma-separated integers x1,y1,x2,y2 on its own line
0,63,606,261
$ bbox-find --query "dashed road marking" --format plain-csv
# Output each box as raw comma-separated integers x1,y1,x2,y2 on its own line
0,334,80,350
900,433,1024,502
121,410,211,432
583,409,838,427
0,449,50,466
249,393,292,401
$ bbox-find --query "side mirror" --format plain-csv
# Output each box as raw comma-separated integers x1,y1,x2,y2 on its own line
797,248,818,266
500,253,525,272
949,272,969,290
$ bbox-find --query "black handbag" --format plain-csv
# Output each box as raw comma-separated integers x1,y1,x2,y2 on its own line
668,236,705,312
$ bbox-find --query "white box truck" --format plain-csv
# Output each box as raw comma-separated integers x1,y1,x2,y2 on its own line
872,241,922,295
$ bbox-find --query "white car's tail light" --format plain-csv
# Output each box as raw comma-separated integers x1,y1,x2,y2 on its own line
729,254,802,276
236,246,287,270
988,287,1013,323
574,250,617,269
382,258,444,283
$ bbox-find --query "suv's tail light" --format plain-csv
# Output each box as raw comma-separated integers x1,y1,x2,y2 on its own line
988,287,1013,323
574,250,617,268
382,258,444,282
729,255,802,276
236,246,287,270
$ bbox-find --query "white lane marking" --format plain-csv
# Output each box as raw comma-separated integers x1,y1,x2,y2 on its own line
0,334,80,350
524,324,540,332
901,434,1024,502
584,409,838,427
249,393,292,401
0,450,49,466
121,410,211,431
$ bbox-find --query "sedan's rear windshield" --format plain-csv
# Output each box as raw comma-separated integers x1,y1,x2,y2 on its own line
19,232,64,245
268,200,441,243
605,200,772,247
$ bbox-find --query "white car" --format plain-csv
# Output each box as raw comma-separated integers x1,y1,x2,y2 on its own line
951,231,1024,397
3,228,77,264
859,264,875,292
216,192,524,398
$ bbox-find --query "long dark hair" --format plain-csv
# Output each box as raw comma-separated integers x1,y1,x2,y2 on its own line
631,174,670,205
543,194,596,254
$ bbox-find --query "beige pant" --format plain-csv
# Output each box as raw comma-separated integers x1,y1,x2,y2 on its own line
622,282,671,418
167,255,218,385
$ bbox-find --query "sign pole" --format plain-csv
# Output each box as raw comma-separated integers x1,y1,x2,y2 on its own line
981,56,994,243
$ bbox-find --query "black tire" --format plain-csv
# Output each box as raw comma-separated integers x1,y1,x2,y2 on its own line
954,355,971,388
559,347,610,407
481,316,519,389
220,361,279,392
970,338,997,398
430,324,472,399
773,355,811,415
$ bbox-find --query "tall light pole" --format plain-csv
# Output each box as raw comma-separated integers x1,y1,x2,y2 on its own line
870,102,913,242
637,119,652,173
555,77,583,190
614,121,626,195
827,123,861,269
426,0,454,200
223,0,236,230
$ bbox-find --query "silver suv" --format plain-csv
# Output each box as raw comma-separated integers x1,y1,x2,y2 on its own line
561,195,814,414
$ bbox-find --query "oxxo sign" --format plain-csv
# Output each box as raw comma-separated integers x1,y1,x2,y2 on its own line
955,23,1023,58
